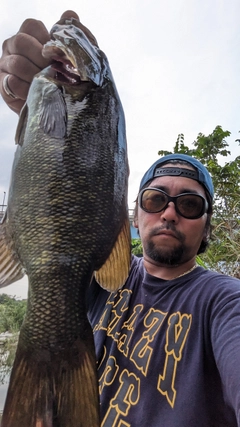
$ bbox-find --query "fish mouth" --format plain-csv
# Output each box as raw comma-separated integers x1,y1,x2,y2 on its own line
43,22,103,87
50,58,81,85
42,44,82,85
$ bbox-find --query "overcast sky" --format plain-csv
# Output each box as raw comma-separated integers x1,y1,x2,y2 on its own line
0,0,239,299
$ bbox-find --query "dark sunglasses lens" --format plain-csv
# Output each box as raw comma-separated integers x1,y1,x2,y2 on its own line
141,189,168,213
177,194,204,218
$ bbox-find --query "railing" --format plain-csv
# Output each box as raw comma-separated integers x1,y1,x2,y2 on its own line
0,192,7,222
0,198,135,226
0,207,6,222
0,190,138,240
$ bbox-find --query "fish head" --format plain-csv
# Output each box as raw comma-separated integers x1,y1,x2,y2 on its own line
42,18,108,88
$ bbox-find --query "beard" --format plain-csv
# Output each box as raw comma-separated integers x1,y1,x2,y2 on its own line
143,225,187,266
144,240,186,265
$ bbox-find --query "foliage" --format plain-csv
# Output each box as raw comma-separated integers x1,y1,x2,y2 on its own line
0,333,19,385
131,238,143,256
0,294,27,333
0,295,26,384
158,126,240,277
131,239,211,269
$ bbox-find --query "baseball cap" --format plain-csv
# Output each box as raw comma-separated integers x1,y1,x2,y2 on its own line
139,153,214,199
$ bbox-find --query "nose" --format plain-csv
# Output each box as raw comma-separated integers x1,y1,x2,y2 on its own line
160,201,179,223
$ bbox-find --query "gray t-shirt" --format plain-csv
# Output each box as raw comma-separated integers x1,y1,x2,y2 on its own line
88,255,240,426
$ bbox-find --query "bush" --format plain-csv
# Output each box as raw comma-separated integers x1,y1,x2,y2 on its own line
0,294,26,333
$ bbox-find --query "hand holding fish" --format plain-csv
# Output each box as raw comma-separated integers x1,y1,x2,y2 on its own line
0,18,50,113
0,10,97,115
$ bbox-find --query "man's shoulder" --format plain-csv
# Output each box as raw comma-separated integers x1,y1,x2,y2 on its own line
192,267,240,306
196,267,240,285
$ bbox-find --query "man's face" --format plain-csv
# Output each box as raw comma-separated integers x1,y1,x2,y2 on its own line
135,172,209,267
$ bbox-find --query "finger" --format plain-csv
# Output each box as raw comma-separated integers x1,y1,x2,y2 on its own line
18,18,50,45
0,73,25,114
1,67,33,99
1,72,30,102
0,50,48,114
60,10,80,20
2,33,50,71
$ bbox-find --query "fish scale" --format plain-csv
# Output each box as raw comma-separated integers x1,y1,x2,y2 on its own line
0,18,131,427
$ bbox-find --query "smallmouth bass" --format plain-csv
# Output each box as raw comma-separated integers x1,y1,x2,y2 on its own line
0,18,131,427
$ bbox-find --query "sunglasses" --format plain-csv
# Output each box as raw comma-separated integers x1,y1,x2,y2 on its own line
138,187,208,219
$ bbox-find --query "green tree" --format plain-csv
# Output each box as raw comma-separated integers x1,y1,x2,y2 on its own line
131,239,143,256
0,295,26,384
0,294,26,333
158,126,240,277
0,333,18,384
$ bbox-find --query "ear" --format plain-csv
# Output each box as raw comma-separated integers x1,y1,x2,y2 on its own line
202,227,208,240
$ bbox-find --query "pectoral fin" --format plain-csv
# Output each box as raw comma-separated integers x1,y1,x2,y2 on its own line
39,87,67,138
94,218,131,291
0,215,25,288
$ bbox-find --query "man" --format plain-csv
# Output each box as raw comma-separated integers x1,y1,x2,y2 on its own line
1,11,240,427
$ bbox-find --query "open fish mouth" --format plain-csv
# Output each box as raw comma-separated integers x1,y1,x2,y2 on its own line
50,58,81,85
42,45,82,85
42,21,104,87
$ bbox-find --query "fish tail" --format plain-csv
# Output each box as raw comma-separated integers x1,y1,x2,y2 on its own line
1,337,100,427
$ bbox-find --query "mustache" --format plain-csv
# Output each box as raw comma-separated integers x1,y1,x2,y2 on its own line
148,224,185,242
